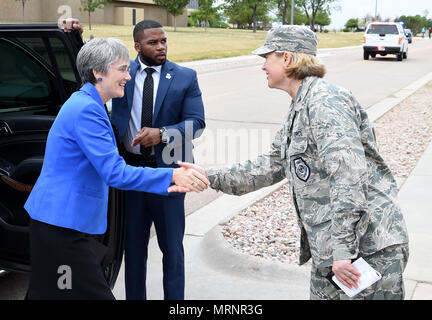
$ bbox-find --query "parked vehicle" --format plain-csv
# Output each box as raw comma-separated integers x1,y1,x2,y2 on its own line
362,22,409,61
404,28,413,43
0,23,125,288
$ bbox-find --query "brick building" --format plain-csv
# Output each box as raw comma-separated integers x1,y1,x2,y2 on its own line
0,0,192,27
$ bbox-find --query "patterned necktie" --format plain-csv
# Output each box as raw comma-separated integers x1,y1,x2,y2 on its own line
140,67,155,157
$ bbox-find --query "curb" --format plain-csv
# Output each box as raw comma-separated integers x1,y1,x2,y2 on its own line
178,46,363,68
178,46,363,75
199,225,310,281
185,179,287,237
368,72,432,122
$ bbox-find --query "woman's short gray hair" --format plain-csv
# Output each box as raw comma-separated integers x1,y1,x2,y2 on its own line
76,37,130,85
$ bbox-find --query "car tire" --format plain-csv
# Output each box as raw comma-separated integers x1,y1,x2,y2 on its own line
403,51,408,59
397,53,403,61
363,51,369,60
371,53,376,58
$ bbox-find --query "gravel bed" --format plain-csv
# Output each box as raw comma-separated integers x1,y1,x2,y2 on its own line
221,81,432,265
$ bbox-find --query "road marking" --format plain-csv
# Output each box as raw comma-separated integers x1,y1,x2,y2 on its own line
327,60,366,72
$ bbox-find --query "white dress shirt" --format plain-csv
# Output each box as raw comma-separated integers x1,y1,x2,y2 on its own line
123,59,162,154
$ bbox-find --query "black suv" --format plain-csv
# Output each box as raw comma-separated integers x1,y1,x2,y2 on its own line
0,24,124,289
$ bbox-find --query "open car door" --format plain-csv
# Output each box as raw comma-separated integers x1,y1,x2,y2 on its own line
0,24,124,289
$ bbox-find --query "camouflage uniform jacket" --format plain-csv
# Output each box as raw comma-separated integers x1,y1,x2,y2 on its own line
207,76,409,268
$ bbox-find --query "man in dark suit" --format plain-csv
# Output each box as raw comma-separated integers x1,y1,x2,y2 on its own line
111,20,205,300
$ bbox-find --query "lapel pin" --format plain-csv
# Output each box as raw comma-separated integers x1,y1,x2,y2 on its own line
166,73,171,80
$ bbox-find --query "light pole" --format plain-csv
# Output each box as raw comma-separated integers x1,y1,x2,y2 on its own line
291,0,295,24
375,0,378,19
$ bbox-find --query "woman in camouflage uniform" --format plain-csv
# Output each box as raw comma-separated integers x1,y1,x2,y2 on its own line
182,25,409,300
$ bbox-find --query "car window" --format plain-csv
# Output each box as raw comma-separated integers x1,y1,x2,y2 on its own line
0,35,80,113
49,37,76,82
0,38,58,113
12,36,80,98
367,25,399,35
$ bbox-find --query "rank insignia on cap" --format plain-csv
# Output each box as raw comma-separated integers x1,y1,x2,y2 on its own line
293,157,310,182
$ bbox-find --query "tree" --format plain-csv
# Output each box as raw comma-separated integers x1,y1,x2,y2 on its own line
154,0,189,32
79,0,111,30
15,0,30,23
275,0,307,25
223,1,252,28
315,9,331,31
276,0,290,24
295,0,338,31
225,0,273,32
189,2,226,29
361,13,374,27
397,15,428,35
197,0,215,31
344,18,359,32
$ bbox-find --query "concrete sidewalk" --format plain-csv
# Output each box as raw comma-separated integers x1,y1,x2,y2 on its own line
112,66,432,300
399,140,432,299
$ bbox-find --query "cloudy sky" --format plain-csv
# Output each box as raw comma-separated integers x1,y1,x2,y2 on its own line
328,0,431,28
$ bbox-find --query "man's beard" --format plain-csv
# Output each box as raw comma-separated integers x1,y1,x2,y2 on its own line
139,51,166,66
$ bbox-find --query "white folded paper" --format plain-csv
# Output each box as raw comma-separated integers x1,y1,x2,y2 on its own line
332,257,382,297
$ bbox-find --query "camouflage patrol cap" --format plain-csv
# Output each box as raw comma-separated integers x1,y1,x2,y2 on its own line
252,25,317,56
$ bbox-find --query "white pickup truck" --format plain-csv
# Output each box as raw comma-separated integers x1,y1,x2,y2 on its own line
362,22,409,61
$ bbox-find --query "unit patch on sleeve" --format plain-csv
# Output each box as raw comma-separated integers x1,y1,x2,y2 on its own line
293,157,310,182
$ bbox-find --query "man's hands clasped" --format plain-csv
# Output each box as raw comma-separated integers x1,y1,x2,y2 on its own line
131,127,161,148
131,131,209,193
168,161,209,193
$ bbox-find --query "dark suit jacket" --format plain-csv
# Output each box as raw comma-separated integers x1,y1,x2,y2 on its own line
111,57,205,168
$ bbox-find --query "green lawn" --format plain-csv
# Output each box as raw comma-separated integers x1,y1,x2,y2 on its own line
1,21,364,62
81,24,364,62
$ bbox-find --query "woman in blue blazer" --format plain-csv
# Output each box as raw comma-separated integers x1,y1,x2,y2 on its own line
24,38,208,300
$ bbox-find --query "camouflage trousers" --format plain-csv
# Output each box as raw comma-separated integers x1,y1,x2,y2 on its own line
310,243,409,300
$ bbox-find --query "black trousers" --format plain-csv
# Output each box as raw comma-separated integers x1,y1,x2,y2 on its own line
122,150,186,300
27,219,115,300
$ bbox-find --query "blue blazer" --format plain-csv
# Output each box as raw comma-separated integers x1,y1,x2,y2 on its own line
111,58,205,168
24,83,174,234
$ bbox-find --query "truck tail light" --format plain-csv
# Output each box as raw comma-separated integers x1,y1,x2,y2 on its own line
362,36,366,43
398,37,402,44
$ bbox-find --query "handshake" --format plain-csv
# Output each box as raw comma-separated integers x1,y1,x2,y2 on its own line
168,162,209,194
129,129,210,194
